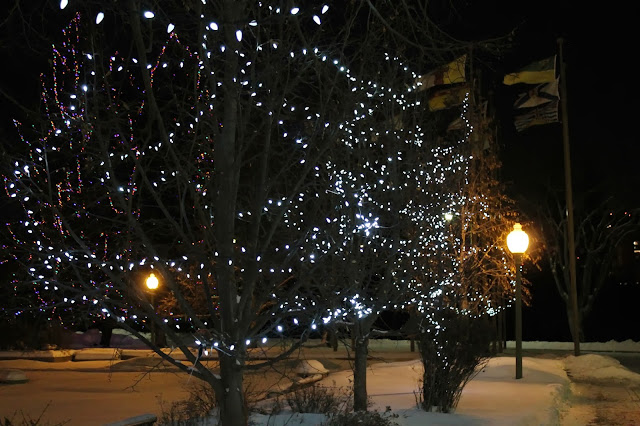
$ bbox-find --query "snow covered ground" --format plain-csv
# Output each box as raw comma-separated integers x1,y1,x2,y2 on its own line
1,337,640,425
251,345,640,426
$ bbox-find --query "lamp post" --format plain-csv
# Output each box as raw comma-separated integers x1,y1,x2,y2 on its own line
146,272,159,346
507,223,529,379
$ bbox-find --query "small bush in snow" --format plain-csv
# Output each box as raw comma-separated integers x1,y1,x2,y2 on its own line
157,381,217,425
1,403,67,426
286,384,352,414
322,408,399,426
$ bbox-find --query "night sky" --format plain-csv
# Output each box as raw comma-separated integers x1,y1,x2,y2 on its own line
475,2,639,341
2,2,637,198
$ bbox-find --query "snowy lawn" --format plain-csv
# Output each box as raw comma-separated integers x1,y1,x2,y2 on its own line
1,338,640,425
252,356,571,426
251,340,640,426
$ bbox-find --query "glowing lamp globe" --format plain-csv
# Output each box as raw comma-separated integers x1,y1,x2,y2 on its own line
146,272,159,290
507,223,529,254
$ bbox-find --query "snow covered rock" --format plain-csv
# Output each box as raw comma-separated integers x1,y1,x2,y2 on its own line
295,359,328,377
103,413,157,426
0,369,28,384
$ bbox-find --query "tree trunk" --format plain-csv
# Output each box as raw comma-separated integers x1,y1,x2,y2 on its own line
497,310,503,353
214,2,245,423
502,309,507,349
491,314,497,355
218,353,247,426
331,330,338,352
566,305,583,344
98,322,114,347
353,325,369,411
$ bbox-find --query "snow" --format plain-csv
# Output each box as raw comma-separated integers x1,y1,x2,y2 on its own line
254,357,571,425
252,340,640,426
1,336,640,425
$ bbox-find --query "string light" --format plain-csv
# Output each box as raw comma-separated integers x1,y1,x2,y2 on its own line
3,3,515,353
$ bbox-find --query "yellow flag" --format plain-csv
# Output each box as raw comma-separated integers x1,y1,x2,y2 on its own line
417,55,466,92
503,56,556,85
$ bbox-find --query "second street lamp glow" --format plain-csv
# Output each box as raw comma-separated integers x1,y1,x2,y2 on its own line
145,272,160,347
146,272,159,290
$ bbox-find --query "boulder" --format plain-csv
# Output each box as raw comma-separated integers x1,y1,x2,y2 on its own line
0,369,28,384
103,413,157,426
295,359,328,377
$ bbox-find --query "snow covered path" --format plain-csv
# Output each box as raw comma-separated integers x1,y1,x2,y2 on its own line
563,381,640,425
560,354,640,425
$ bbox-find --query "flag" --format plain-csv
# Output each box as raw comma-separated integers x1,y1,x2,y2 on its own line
428,85,469,111
503,56,556,85
416,55,466,92
514,101,559,132
513,79,559,108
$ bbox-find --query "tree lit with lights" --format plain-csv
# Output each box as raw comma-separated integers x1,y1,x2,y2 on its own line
2,0,517,422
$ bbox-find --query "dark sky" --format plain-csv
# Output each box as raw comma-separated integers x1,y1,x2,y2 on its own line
2,2,636,232
450,1,640,341
2,3,636,245
482,2,638,206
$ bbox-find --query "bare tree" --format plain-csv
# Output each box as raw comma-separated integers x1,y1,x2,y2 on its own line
1,2,371,424
537,190,639,341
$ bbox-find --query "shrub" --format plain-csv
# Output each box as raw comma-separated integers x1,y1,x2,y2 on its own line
322,408,399,426
0,317,67,351
416,310,492,413
285,384,352,414
1,403,68,426
157,381,217,426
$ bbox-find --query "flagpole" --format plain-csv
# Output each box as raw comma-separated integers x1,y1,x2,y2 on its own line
557,37,581,357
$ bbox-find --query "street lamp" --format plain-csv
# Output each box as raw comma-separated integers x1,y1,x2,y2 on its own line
146,272,159,290
507,223,529,379
146,272,159,346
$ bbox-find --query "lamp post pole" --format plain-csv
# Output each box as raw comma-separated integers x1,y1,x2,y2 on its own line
146,272,159,347
507,223,529,380
150,292,156,346
514,252,523,379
